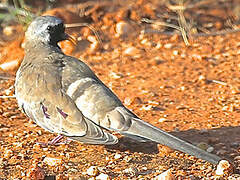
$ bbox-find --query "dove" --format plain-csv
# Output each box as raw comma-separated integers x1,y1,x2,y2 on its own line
15,16,222,164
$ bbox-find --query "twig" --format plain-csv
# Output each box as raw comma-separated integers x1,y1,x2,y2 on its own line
141,18,182,31
0,95,16,98
210,80,227,86
0,3,35,19
142,17,190,45
143,27,240,37
177,10,190,46
65,23,103,47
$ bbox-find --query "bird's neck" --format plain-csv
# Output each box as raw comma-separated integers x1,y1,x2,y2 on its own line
24,40,62,54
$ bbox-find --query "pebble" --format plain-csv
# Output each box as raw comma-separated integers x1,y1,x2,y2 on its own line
96,173,110,180
140,105,153,111
124,97,132,106
114,153,122,160
123,46,141,58
215,160,232,176
158,118,167,123
4,149,13,159
123,167,138,176
164,43,173,49
3,26,16,36
87,166,99,176
154,169,175,180
115,21,134,37
43,157,62,166
109,71,123,79
0,60,20,72
206,146,214,153
87,35,100,53
197,142,208,150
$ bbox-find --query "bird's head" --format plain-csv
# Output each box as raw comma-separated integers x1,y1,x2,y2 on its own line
25,16,75,47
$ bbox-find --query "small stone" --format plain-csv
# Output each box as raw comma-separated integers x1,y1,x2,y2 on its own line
96,173,110,180
206,146,214,153
123,156,132,162
109,71,123,79
164,43,173,49
197,142,208,150
123,46,141,58
124,97,132,106
155,43,162,49
158,118,167,123
173,50,178,55
4,149,13,159
115,21,134,37
0,60,20,72
198,75,205,81
87,35,100,53
123,167,138,176
3,26,16,36
140,105,152,111
114,153,122,159
87,166,99,176
154,169,175,180
43,157,62,166
215,160,232,176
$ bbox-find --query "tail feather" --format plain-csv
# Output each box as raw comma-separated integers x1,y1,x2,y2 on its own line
126,117,221,164
107,107,222,164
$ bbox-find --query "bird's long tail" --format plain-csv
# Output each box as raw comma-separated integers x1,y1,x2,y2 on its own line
108,107,222,165
126,117,221,164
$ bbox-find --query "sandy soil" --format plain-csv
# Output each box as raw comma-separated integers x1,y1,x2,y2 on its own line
1,0,240,179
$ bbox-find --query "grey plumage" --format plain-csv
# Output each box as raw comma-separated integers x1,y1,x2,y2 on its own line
15,16,222,164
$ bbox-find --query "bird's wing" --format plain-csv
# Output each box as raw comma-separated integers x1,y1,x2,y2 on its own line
61,56,222,164
15,59,118,145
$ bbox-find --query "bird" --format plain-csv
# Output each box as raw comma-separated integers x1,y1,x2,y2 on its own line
15,16,222,165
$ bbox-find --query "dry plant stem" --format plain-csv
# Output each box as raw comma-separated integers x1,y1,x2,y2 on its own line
65,23,103,47
143,27,240,37
141,18,182,31
177,10,190,46
142,17,189,45
0,3,35,18
210,80,227,86
168,0,190,46
0,95,15,98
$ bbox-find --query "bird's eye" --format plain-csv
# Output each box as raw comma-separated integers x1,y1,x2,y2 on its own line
47,26,53,32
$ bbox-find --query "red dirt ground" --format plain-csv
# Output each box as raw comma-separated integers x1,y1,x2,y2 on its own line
1,0,240,179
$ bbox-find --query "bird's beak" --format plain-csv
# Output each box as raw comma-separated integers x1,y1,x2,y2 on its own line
62,33,77,45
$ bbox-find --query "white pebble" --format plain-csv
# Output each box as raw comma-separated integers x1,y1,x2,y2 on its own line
87,166,99,176
140,105,152,111
114,153,122,159
96,173,110,180
154,169,175,180
207,146,214,153
173,50,178,55
123,46,141,58
3,26,15,36
215,160,231,176
158,118,167,123
43,157,62,166
164,43,173,49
